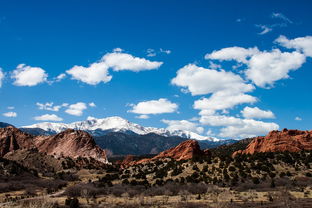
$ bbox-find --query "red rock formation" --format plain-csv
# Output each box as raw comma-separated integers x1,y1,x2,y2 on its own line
0,126,108,163
133,140,210,165
152,140,206,161
35,129,108,163
0,126,34,157
233,129,312,156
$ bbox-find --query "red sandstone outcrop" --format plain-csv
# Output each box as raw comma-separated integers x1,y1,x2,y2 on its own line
132,140,210,165
0,126,34,157
233,129,312,157
0,126,108,163
152,140,208,161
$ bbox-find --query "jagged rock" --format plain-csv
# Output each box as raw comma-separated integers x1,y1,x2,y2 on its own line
233,129,312,156
0,126,108,164
0,126,34,157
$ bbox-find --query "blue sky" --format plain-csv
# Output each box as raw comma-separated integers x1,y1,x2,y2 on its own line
0,0,311,139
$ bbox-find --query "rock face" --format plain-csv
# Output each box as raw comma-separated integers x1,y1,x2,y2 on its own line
233,129,312,156
129,140,210,166
0,126,35,157
36,129,108,163
152,140,207,161
0,126,108,163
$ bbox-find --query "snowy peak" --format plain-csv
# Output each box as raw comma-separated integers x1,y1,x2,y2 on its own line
22,116,219,142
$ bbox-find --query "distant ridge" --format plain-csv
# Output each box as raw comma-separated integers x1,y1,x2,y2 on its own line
21,116,220,142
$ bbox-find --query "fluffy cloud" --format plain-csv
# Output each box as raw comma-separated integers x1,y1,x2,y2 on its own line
245,49,306,87
199,115,243,126
65,102,87,116
241,106,275,119
34,114,63,121
2,112,17,118
199,114,279,138
0,68,4,87
171,64,254,96
276,35,312,57
67,52,162,85
194,92,257,114
89,102,96,107
205,47,259,63
103,52,163,72
219,119,279,138
162,119,204,134
36,102,67,112
205,43,307,88
66,62,112,85
11,64,48,86
129,98,178,115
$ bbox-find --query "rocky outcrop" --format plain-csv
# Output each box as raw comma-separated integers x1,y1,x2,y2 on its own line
36,129,108,163
233,129,312,156
152,140,207,161
129,140,210,165
0,126,108,164
0,126,35,157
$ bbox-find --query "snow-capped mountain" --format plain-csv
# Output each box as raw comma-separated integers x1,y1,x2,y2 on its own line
22,116,220,142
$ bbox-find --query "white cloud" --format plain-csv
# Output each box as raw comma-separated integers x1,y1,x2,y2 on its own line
34,114,63,121
160,48,171,54
65,102,87,116
129,98,178,115
171,64,254,96
162,119,204,134
2,112,17,118
36,102,64,112
146,49,156,57
205,47,259,63
0,68,4,87
113,48,123,53
272,12,293,24
67,62,112,85
256,25,272,35
241,106,275,119
295,116,302,121
103,52,163,72
245,49,306,87
199,114,278,138
11,64,48,86
219,119,279,138
136,114,149,119
55,73,66,82
208,61,221,69
276,35,312,57
89,102,96,107
200,115,244,126
67,52,162,85
7,106,14,110
206,44,307,88
194,92,257,114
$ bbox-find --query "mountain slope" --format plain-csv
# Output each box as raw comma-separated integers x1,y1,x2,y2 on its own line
0,126,108,163
21,116,219,142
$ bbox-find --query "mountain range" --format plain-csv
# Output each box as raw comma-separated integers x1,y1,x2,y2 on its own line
21,116,220,142
19,116,235,156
